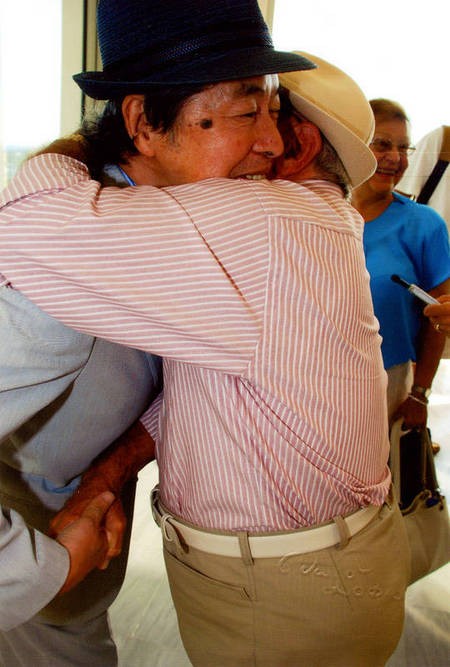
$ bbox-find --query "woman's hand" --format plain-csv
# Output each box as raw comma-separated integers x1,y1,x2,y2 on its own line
392,396,427,430
424,295,450,335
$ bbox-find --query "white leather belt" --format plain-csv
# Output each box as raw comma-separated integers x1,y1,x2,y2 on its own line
151,487,380,558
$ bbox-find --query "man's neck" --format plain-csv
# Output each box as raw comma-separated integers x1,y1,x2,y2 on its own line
118,155,159,187
284,163,325,184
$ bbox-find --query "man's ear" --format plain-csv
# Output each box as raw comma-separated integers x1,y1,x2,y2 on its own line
122,95,157,157
277,118,323,178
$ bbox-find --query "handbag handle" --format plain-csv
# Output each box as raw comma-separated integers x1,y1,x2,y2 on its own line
422,426,440,491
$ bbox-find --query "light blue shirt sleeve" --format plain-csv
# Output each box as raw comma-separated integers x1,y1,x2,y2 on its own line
0,508,69,630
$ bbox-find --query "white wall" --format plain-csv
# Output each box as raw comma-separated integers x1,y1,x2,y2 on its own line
271,0,449,144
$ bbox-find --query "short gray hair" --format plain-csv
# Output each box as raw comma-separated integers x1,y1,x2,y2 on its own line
315,137,351,199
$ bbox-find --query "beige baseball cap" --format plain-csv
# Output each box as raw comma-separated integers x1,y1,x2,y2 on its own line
279,52,377,188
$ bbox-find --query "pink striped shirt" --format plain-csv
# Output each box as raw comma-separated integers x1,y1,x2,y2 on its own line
0,155,390,531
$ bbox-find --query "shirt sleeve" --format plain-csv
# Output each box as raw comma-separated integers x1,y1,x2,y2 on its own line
0,155,262,373
0,284,94,442
0,507,69,630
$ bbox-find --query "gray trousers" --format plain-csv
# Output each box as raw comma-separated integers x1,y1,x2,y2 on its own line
0,613,116,667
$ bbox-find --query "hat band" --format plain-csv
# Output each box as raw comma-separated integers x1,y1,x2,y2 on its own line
102,25,273,80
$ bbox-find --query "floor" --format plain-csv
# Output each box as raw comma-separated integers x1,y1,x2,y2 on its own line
109,362,450,667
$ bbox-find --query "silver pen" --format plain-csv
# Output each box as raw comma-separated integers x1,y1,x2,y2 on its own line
390,274,439,305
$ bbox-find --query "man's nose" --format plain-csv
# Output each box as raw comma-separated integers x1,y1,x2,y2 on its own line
254,114,284,158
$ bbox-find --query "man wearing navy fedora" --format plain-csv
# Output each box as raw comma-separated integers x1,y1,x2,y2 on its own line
0,2,311,666
0,1,410,666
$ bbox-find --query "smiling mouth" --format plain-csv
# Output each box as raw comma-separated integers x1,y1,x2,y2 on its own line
376,168,397,176
242,174,267,180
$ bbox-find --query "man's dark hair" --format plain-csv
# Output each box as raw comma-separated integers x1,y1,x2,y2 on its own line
79,83,210,180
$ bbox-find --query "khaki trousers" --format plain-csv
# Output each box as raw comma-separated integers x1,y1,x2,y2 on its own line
163,501,410,667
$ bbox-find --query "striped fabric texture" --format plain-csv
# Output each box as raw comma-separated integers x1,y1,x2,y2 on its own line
0,155,391,530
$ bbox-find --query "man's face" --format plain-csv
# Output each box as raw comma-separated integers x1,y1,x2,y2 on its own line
150,75,283,185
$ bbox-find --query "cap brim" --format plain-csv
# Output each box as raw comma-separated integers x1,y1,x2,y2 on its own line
74,49,316,99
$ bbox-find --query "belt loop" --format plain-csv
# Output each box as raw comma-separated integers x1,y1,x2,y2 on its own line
237,531,254,566
150,484,161,524
333,515,351,549
386,485,395,508
160,513,187,557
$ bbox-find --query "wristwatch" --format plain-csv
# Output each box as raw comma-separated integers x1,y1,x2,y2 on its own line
411,384,431,399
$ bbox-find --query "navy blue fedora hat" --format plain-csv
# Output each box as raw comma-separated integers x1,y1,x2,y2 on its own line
73,0,315,99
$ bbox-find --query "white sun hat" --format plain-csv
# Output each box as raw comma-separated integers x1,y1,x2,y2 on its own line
279,52,377,188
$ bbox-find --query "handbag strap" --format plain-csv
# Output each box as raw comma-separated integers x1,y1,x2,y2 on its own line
422,427,440,491
440,124,450,159
416,125,450,204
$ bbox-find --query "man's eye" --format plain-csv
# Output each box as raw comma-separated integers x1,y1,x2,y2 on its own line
241,111,257,119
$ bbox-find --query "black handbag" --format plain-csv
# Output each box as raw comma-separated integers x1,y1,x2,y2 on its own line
390,420,450,584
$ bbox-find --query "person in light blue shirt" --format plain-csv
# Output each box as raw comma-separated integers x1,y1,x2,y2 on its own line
0,164,162,667
353,99,450,429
